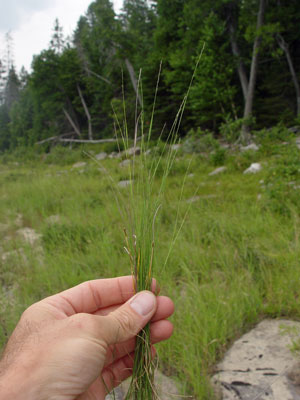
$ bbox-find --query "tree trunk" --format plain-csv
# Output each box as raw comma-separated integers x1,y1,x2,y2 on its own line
63,108,81,137
125,58,142,108
77,85,93,141
277,34,300,117
241,0,266,142
228,21,249,103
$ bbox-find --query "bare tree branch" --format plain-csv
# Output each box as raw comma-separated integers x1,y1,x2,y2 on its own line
125,58,142,108
77,85,93,140
63,108,81,137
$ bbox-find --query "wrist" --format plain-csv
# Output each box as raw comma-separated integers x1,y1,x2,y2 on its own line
0,366,41,400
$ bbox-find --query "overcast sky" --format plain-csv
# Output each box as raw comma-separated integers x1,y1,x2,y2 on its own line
0,0,123,72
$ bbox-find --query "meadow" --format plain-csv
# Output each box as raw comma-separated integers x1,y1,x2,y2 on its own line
1,130,300,399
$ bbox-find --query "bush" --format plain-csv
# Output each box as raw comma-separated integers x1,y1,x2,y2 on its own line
210,147,226,166
220,116,255,143
182,128,218,153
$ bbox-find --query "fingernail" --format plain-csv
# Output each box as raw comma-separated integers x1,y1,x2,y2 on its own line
130,291,156,316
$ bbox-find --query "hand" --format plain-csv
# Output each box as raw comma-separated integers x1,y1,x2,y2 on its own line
0,276,174,400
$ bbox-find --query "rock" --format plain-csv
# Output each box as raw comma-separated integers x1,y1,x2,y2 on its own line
289,126,300,134
16,228,41,245
240,143,259,152
209,166,227,176
212,319,300,400
170,144,181,151
15,213,23,227
72,162,86,169
95,152,107,161
124,146,141,157
187,196,201,203
188,173,194,178
0,223,9,233
243,163,262,174
119,159,131,168
109,152,121,159
295,137,300,150
1,248,27,263
45,215,61,225
187,195,217,203
106,370,182,400
118,180,132,188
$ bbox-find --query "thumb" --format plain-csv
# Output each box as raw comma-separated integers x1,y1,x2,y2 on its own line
101,291,157,345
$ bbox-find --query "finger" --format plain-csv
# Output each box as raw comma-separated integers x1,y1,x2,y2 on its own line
100,291,157,345
82,348,157,400
104,319,173,367
41,276,158,316
93,296,174,323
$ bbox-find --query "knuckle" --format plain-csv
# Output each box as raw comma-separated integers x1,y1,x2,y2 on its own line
114,310,137,336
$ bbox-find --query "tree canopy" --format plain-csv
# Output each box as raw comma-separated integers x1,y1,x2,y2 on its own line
0,0,299,151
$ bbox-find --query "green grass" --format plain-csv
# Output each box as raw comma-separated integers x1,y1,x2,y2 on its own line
1,139,300,398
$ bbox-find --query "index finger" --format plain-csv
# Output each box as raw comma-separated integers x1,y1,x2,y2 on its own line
43,276,158,316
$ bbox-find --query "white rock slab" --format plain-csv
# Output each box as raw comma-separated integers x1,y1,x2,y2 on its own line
106,370,182,400
209,166,227,176
212,319,300,400
243,163,262,174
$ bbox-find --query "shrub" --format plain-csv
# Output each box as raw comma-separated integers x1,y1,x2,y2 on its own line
182,128,218,153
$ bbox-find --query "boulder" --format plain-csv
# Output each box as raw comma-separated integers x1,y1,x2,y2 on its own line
295,137,300,150
106,370,182,400
170,144,181,151
72,162,86,169
240,143,259,152
118,180,132,188
95,152,107,161
16,228,41,245
243,163,262,174
124,146,141,157
119,159,131,168
109,152,121,159
209,166,227,176
212,319,300,400
45,215,61,225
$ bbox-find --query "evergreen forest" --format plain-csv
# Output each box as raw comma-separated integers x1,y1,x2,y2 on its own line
0,0,299,151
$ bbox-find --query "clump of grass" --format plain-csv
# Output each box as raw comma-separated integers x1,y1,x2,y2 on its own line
109,60,201,399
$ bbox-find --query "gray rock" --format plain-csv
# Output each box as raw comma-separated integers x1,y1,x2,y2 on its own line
1,248,27,263
106,370,182,400
0,223,9,233
119,159,131,168
212,319,300,400
240,143,259,152
295,137,300,150
95,152,107,161
72,162,86,169
45,215,61,225
109,152,121,159
16,228,41,245
289,126,300,134
187,195,217,203
170,144,181,151
243,163,262,174
118,180,132,188
124,146,141,157
209,166,227,176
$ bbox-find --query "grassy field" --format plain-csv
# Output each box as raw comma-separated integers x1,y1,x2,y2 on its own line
1,134,300,399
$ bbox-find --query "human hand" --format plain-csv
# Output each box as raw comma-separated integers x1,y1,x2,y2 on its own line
0,276,174,400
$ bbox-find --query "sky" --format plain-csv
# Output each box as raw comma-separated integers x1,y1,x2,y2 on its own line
0,0,123,72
